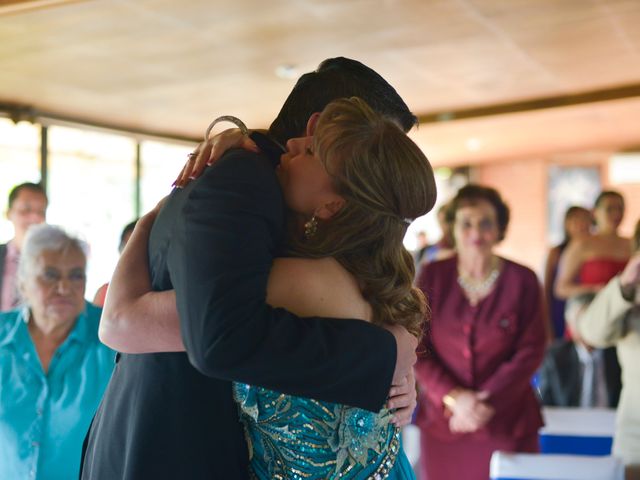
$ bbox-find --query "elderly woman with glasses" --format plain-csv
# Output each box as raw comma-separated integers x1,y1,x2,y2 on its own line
0,224,114,480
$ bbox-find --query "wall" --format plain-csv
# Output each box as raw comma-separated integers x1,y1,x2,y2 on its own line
476,157,548,276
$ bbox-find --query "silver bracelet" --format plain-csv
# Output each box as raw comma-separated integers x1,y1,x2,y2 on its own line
204,115,249,141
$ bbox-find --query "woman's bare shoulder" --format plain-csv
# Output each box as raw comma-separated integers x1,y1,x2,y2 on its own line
563,236,592,259
270,257,359,296
589,234,632,258
272,256,340,273
268,257,371,321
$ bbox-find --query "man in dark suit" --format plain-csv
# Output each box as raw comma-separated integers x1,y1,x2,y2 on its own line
80,58,420,479
538,293,622,407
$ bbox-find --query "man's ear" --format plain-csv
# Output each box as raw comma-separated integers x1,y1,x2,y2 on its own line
305,112,322,136
314,196,345,221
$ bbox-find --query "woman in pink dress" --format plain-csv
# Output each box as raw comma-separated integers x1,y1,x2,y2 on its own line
544,206,592,338
415,184,546,480
555,191,631,301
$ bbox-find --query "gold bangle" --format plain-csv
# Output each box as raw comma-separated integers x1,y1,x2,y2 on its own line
204,115,249,141
443,392,457,409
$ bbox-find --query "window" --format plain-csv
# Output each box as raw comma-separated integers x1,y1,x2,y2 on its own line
47,125,137,297
140,139,195,213
0,118,41,242
0,114,198,300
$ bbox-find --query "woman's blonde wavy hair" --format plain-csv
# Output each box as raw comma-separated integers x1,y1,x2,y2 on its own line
288,97,437,337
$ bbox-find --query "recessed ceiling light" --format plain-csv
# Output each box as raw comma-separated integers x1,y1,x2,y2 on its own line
466,137,481,151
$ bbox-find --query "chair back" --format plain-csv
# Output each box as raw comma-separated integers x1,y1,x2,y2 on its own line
539,407,616,455
489,451,624,480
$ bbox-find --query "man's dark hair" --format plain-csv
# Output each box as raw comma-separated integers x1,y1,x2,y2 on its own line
8,182,47,208
594,190,624,209
269,57,417,146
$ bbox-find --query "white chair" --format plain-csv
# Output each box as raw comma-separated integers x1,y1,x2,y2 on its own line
401,424,421,469
540,407,616,455
489,451,624,480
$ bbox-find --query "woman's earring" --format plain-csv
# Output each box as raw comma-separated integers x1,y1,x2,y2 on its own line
304,216,318,239
20,304,31,323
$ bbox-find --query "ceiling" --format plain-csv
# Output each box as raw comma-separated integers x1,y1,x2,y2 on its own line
1,0,639,165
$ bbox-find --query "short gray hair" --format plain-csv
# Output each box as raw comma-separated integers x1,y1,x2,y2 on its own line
18,224,88,285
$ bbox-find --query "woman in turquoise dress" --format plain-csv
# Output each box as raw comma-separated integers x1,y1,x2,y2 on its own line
98,97,435,479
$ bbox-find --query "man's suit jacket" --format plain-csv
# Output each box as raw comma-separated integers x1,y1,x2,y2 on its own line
577,276,640,464
538,340,622,407
80,137,397,479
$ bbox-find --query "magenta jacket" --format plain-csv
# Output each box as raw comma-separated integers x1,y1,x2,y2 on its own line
415,256,546,441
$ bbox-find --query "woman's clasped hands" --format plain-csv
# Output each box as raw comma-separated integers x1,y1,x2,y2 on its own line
445,388,495,433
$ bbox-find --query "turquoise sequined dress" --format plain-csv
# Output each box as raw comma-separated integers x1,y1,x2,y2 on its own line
233,383,416,479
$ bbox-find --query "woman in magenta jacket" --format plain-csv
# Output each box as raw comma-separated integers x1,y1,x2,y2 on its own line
415,184,546,480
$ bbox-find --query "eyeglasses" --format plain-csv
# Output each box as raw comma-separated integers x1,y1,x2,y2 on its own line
38,267,86,288
11,206,47,217
454,218,497,232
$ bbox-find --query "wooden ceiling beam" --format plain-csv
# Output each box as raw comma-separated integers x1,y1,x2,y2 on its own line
418,83,640,124
0,0,84,16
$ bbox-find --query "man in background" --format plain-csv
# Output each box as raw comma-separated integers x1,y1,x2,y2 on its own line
1,182,47,311
538,292,621,407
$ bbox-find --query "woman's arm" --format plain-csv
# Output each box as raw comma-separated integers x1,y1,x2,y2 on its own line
542,246,561,340
99,131,262,353
578,252,640,347
554,239,601,299
413,264,467,411
99,204,185,353
100,254,371,353
544,246,560,308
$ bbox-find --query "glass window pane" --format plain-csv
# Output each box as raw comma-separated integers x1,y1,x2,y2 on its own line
0,118,41,243
47,125,137,298
547,166,600,245
140,140,195,214
404,166,468,250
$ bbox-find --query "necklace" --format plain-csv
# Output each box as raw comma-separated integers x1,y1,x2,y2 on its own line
457,257,501,302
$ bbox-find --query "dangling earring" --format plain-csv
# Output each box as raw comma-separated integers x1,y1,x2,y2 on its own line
304,215,318,239
20,304,31,323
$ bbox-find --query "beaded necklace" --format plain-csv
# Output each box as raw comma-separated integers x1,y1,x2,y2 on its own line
457,256,501,305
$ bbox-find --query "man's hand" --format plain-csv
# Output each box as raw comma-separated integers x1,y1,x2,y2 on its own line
387,369,417,427
384,324,418,386
173,128,259,188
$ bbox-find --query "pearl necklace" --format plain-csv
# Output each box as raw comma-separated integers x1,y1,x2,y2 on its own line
457,257,501,302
